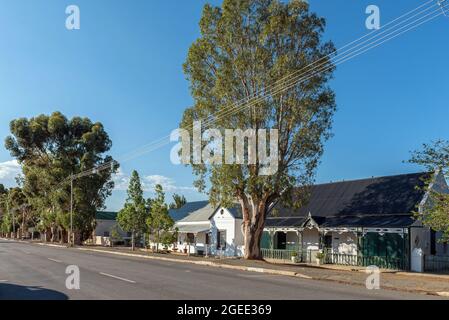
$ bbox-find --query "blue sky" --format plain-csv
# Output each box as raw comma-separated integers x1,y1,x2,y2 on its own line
0,0,448,211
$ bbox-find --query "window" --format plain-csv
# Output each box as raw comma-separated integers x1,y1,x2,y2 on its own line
324,235,332,249
431,230,437,255
186,233,195,243
217,230,227,250
103,231,110,237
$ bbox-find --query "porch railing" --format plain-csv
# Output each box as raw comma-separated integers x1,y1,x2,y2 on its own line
261,248,317,263
424,255,449,273
261,248,407,270
261,248,297,262
324,251,407,270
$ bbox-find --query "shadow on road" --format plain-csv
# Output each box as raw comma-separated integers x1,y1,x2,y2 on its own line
0,283,68,300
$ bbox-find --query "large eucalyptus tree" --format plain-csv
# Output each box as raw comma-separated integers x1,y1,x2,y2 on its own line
181,0,336,259
5,112,118,242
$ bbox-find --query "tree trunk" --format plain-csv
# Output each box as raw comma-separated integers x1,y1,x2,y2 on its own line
131,232,135,251
21,212,25,240
50,226,55,242
241,196,269,260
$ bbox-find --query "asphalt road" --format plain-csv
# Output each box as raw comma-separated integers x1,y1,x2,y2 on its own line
0,240,441,300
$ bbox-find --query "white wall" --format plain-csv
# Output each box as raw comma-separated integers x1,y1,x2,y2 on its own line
410,226,431,255
331,232,357,255
302,228,319,251
286,231,299,247
94,220,128,238
210,207,244,257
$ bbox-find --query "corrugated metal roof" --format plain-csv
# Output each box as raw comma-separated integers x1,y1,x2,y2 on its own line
271,172,429,218
176,224,210,234
177,203,217,223
169,201,209,221
265,217,306,228
320,214,416,228
96,211,118,221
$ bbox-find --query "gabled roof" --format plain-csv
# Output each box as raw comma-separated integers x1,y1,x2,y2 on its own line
270,172,430,219
319,214,417,228
177,203,216,223
169,200,209,222
172,201,244,224
209,204,244,220
267,172,431,229
96,211,118,221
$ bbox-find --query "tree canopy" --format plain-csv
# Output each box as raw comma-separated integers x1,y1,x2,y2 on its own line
147,184,174,251
117,170,147,250
409,140,449,242
4,111,118,242
169,193,187,209
181,0,336,258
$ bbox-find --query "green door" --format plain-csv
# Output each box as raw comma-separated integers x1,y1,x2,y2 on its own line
261,231,273,249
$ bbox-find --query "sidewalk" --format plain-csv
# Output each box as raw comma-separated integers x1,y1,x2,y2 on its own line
3,238,449,297
78,245,449,297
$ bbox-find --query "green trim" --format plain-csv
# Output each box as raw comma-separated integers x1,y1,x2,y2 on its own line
95,211,118,221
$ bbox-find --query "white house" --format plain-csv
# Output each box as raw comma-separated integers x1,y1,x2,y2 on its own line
169,201,244,257
92,211,129,246
262,171,449,270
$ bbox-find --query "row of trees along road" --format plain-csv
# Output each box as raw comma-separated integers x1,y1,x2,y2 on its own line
0,112,118,243
1,1,447,259
117,170,176,251
0,0,339,259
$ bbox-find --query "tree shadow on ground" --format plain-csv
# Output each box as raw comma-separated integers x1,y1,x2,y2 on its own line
0,283,68,300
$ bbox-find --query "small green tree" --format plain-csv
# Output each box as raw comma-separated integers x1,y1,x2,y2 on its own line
147,184,174,252
169,194,187,209
117,170,147,251
110,225,123,247
409,140,449,242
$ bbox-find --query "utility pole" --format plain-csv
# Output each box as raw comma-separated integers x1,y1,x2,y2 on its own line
5,193,15,238
70,175,74,247
58,160,116,247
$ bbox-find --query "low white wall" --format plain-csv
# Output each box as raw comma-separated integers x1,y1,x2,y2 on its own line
302,228,320,251
331,232,357,255
410,226,431,255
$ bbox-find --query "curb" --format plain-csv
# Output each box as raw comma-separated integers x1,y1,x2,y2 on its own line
436,292,449,297
2,238,446,297
77,247,313,279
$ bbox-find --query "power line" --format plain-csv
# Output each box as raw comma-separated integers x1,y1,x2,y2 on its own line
439,0,449,16
117,0,438,162
120,1,444,161
126,3,447,162
58,1,447,185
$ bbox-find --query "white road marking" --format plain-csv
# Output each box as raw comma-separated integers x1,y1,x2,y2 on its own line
0,280,8,282
47,258,63,263
99,272,136,284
